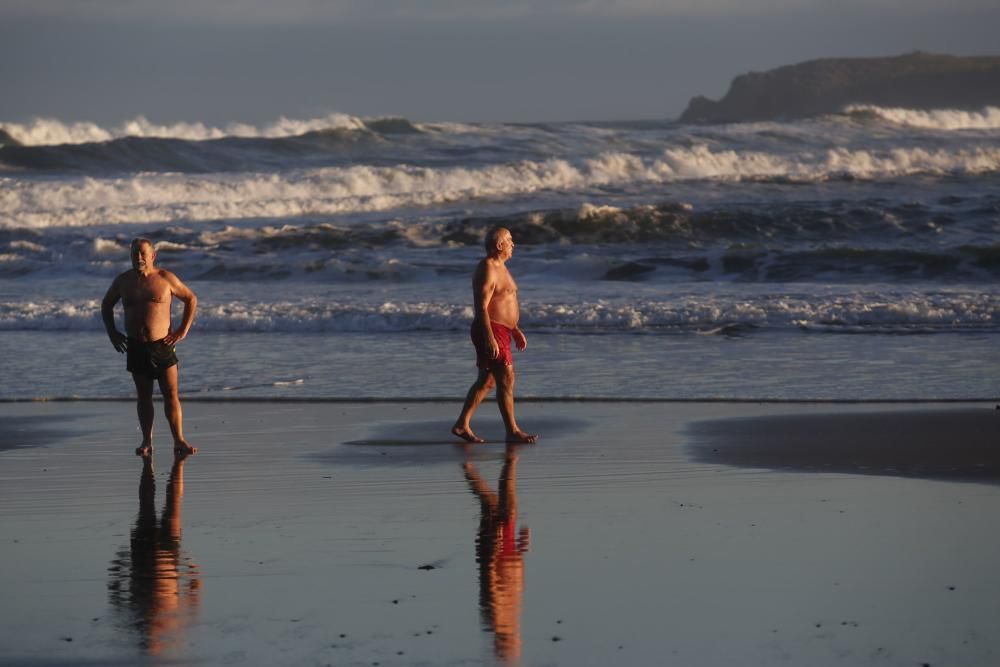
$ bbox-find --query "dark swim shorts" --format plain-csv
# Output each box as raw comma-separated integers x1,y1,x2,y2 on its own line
472,322,514,370
127,338,179,379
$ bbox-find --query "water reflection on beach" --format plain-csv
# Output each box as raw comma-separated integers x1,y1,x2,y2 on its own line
107,453,201,657
464,444,530,662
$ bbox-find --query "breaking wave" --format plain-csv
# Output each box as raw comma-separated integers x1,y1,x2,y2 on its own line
2,195,997,283
4,145,1000,229
845,105,1000,131
0,113,430,146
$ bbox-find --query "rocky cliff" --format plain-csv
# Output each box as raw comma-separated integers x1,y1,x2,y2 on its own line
679,53,1000,124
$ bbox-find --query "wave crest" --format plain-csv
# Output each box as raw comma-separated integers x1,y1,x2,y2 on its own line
0,113,422,146
4,145,999,229
844,105,1000,131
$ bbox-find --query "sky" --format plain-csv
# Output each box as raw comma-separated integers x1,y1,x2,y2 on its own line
2,0,998,125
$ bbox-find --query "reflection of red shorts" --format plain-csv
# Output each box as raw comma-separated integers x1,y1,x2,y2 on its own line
473,322,514,370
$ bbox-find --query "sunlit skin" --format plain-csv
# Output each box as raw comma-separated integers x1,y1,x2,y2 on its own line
464,445,530,661
102,238,198,456
452,227,537,444
108,452,201,656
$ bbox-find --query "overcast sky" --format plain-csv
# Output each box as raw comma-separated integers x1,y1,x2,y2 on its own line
2,0,998,124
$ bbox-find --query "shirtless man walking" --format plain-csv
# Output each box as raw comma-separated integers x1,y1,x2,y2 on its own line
452,227,537,444
102,238,198,456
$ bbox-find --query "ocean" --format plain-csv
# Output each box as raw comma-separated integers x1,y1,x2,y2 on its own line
1,106,998,401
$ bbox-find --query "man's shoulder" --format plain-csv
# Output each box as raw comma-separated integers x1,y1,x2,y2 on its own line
475,257,501,278
155,268,183,283
479,256,503,270
156,267,196,296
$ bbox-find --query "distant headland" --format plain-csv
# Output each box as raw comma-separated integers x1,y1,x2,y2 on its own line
679,52,1000,124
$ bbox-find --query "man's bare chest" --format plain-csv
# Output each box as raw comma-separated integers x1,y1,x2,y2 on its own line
122,277,171,306
495,272,518,297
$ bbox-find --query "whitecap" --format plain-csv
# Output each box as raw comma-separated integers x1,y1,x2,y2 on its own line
845,105,1000,131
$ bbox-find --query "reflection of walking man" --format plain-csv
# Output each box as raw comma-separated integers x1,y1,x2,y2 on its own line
452,227,537,444
464,445,530,661
102,238,198,456
108,453,201,656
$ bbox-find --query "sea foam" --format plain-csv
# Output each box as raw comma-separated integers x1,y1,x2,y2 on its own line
0,113,375,146
3,145,999,229
845,105,1000,131
3,292,994,334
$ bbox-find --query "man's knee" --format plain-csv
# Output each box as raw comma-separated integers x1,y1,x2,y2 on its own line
473,369,495,390
132,375,154,400
492,365,515,388
158,368,181,400
160,384,180,403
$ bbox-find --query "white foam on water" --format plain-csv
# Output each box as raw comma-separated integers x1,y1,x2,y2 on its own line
846,105,1000,131
4,145,999,229
0,113,369,146
3,292,994,333
92,238,126,255
9,240,46,253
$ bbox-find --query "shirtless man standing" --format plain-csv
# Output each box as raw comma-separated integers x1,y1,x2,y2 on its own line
102,238,198,456
452,227,537,444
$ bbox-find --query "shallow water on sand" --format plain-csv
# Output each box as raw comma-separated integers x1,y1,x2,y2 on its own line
2,402,1000,666
1,329,997,401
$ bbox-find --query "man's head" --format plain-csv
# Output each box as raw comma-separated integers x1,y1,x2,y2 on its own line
485,226,514,260
130,238,156,273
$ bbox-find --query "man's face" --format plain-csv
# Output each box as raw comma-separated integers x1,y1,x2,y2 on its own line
131,243,155,272
498,231,514,259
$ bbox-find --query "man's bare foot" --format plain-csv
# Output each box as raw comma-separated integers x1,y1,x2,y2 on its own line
506,431,537,444
452,425,485,444
135,444,153,457
173,440,197,455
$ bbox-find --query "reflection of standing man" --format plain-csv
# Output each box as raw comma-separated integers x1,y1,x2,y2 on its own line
464,445,530,661
452,227,537,444
102,238,198,456
108,453,201,656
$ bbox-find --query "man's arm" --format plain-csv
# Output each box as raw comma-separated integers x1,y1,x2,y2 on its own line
163,271,198,346
101,275,128,353
511,327,527,351
473,261,499,358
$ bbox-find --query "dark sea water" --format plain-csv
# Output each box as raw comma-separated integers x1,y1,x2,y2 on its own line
1,107,998,399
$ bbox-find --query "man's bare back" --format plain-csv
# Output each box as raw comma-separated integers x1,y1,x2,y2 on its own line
102,238,198,457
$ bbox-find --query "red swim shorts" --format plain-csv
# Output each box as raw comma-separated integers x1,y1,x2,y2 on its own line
472,322,514,370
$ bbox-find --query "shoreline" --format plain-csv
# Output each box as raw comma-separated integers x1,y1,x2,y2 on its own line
2,396,998,403
4,329,997,403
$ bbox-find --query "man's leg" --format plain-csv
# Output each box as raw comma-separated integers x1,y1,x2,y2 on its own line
492,365,537,444
452,369,495,443
132,373,155,456
157,365,197,455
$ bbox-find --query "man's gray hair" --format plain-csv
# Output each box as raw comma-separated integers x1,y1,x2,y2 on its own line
130,237,154,251
484,226,509,252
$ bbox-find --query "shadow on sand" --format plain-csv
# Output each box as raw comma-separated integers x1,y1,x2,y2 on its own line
688,407,1000,485
0,413,91,451
315,415,589,467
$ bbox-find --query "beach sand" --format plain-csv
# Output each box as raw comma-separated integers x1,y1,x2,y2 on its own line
1,400,999,666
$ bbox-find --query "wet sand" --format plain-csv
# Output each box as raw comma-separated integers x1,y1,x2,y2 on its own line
1,401,999,666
